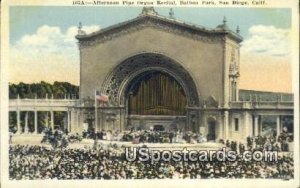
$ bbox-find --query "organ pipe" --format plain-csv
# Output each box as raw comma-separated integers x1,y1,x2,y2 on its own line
128,72,187,116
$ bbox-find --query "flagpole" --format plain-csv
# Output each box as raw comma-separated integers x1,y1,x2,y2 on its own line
95,90,98,146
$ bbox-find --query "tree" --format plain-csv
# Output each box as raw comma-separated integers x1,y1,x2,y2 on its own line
9,81,79,99
9,81,79,132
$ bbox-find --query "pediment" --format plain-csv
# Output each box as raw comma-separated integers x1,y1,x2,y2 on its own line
76,14,242,49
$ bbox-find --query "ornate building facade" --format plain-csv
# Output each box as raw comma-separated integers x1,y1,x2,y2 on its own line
66,7,293,141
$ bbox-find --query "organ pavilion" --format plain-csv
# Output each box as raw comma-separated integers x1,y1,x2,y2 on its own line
10,7,293,142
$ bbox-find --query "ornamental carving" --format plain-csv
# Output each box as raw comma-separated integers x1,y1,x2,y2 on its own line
78,17,223,49
229,63,239,77
101,53,200,107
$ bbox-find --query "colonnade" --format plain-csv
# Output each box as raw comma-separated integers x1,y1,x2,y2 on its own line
13,110,71,134
253,115,287,137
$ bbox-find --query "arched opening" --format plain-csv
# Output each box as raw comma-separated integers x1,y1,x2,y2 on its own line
102,53,199,107
127,71,187,116
102,52,200,132
207,118,216,141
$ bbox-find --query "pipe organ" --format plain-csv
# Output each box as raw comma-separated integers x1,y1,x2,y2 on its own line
128,71,187,115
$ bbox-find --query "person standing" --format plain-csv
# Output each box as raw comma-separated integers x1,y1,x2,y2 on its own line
169,131,174,143
9,132,13,144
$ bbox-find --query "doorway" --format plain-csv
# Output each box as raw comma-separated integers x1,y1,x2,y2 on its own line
207,119,216,141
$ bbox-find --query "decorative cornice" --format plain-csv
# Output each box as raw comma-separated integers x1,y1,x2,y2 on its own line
76,15,242,49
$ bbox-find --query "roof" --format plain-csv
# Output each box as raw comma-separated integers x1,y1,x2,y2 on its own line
76,7,243,43
239,89,294,102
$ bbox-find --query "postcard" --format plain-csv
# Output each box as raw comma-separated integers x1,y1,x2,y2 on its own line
1,0,299,188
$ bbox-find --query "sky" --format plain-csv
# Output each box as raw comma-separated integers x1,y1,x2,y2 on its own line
9,6,292,92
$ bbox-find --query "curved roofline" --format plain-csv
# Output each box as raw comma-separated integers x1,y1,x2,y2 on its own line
76,13,243,43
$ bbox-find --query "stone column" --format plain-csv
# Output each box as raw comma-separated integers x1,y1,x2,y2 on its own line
45,112,49,128
110,119,116,131
254,115,259,136
229,78,232,102
235,79,239,102
63,112,67,131
77,111,81,133
223,111,229,139
276,116,281,137
120,108,125,131
78,110,84,133
50,111,54,130
95,108,99,132
243,112,250,139
119,109,122,131
68,111,71,132
34,110,38,134
248,114,253,138
24,112,29,134
70,109,77,133
17,110,21,133
101,109,105,131
218,115,223,140
259,115,263,135
75,110,82,133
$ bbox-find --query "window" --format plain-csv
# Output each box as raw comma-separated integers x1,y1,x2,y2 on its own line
234,118,239,131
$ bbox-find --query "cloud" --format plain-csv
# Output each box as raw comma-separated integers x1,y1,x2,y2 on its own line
241,25,290,57
10,25,100,84
239,25,292,92
14,25,100,57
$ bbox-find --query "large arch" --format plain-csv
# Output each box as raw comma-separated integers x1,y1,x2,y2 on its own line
101,53,200,107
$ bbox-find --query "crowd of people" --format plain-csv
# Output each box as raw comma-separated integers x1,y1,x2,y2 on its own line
9,126,294,180
82,129,206,144
81,128,293,153
221,127,293,154
39,127,293,154
9,143,293,180
41,128,83,148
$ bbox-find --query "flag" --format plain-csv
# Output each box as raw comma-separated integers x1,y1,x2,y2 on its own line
95,91,109,102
